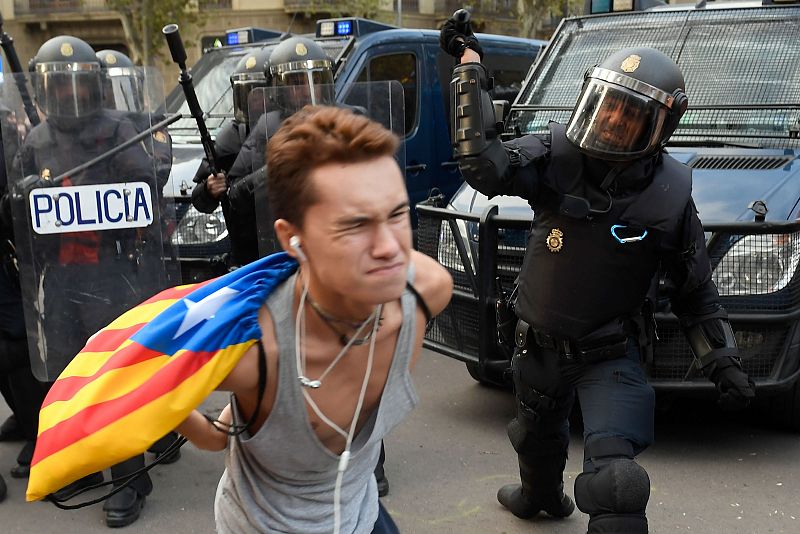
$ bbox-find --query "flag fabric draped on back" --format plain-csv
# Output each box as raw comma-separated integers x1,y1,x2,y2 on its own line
26,253,297,501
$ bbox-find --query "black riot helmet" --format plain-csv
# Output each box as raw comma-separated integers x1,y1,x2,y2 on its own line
30,36,104,124
229,46,271,126
266,36,334,111
95,49,144,112
566,47,688,161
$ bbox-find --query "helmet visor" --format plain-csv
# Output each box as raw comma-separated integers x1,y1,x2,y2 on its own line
34,70,103,119
566,79,669,161
272,67,335,106
231,73,267,124
104,68,144,112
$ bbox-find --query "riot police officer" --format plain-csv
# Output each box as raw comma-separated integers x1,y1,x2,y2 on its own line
190,45,272,220
223,36,337,266
12,36,166,527
441,18,755,534
96,49,173,187
191,45,271,270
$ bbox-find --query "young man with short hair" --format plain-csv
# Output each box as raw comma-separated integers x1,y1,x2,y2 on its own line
177,105,453,533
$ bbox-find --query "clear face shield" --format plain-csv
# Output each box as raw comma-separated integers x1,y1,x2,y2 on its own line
103,67,145,112
230,72,267,124
270,60,335,109
33,64,103,119
566,69,673,161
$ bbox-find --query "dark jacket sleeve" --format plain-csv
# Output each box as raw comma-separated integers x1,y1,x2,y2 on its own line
661,199,726,327
191,177,222,214
458,133,548,202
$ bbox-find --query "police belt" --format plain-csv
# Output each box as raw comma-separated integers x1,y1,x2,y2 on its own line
515,319,633,363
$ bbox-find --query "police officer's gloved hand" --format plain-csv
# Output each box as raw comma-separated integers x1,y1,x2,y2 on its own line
703,355,756,411
439,16,483,60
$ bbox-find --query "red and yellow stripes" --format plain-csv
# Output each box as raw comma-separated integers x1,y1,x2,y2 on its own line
24,278,237,502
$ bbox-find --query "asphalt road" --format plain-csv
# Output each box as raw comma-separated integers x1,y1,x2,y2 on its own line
1,350,799,533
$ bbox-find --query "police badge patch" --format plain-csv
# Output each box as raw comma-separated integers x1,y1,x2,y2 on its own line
60,43,74,57
546,229,564,253
620,54,641,73
296,43,308,56
245,56,257,70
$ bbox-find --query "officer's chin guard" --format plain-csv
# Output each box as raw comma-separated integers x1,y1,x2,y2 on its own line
246,81,405,258
565,47,688,162
4,60,176,381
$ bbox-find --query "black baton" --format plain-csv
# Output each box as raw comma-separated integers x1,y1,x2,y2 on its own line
162,24,218,176
0,11,40,126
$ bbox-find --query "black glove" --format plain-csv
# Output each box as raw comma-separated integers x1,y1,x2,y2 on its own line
704,355,756,411
439,12,484,60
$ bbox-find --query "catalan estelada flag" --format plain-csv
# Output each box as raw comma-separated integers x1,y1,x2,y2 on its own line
26,252,297,501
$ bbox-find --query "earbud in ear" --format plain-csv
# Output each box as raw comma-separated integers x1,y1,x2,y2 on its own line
289,235,307,262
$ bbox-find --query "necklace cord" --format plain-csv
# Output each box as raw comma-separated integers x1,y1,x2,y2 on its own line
294,275,383,534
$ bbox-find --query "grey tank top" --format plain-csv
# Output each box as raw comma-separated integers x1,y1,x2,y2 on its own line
214,270,419,533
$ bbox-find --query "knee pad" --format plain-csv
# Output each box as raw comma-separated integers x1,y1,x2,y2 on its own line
575,458,650,515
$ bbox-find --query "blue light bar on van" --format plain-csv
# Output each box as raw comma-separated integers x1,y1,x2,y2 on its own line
318,19,354,37
315,18,396,39
225,27,283,46
226,31,243,45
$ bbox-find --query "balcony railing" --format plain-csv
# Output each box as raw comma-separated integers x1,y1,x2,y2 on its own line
14,0,110,14
14,0,230,15
199,0,232,8
437,0,516,16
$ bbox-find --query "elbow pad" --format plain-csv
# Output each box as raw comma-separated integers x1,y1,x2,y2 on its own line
683,319,739,369
450,62,512,196
450,62,497,159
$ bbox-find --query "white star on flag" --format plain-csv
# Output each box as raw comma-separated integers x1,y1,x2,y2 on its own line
173,287,240,339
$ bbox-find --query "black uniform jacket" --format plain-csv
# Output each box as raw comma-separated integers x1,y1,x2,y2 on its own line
465,123,724,341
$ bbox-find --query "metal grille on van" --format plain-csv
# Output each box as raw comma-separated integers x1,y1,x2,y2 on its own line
511,6,800,150
688,155,796,170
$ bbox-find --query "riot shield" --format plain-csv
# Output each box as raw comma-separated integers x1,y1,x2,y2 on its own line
247,81,406,257
3,67,177,381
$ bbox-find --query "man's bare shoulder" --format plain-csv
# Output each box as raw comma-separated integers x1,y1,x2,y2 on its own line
410,250,453,317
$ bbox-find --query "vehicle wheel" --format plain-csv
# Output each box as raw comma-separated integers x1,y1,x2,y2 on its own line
465,362,509,389
768,380,800,432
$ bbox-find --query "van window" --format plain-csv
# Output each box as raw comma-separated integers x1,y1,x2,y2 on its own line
483,52,536,104
355,53,418,136
437,50,537,137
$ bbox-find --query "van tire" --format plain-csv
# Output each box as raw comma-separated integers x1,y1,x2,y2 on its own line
465,362,508,389
769,380,800,432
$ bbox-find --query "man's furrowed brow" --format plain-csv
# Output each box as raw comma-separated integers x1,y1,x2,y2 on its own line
335,201,410,227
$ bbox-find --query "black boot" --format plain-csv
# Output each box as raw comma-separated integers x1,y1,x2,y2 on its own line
10,440,35,478
50,472,105,501
0,415,22,442
104,486,146,528
497,482,575,519
497,453,575,520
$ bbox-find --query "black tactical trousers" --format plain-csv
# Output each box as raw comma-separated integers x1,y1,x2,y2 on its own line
508,337,655,487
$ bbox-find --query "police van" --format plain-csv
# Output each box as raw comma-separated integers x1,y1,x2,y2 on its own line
164,19,545,282
416,0,800,428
